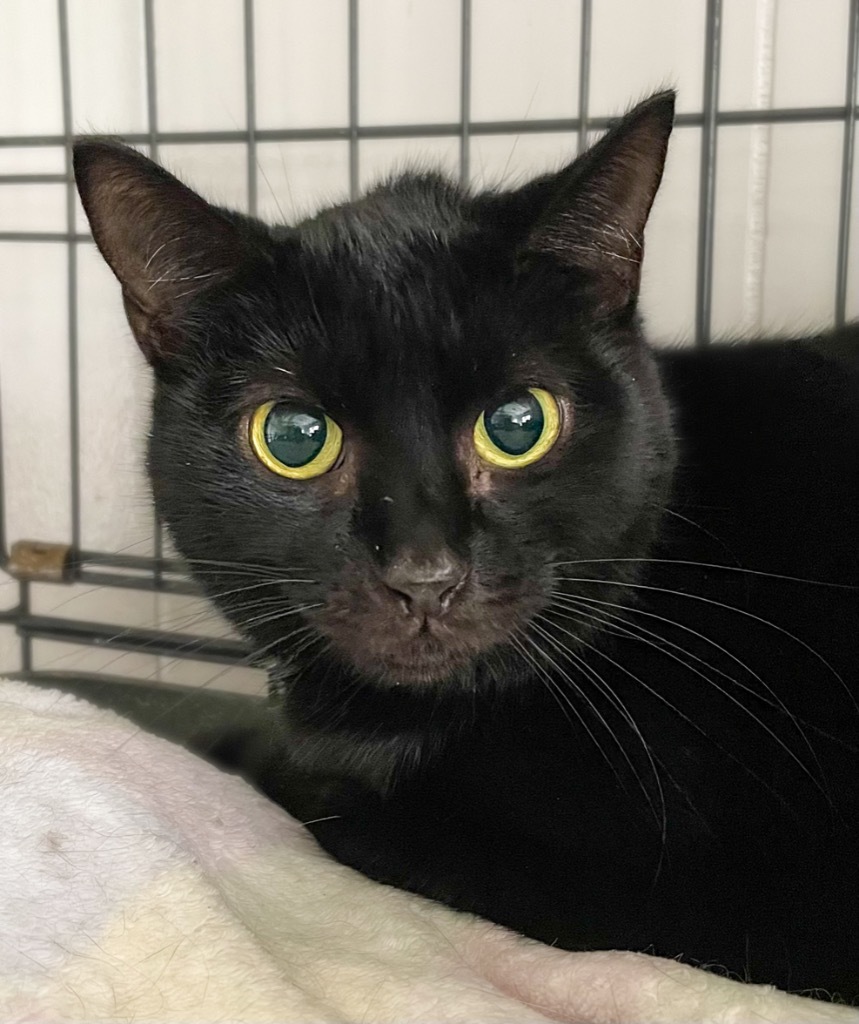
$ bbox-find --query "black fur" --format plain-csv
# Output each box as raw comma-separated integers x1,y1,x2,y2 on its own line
75,92,859,999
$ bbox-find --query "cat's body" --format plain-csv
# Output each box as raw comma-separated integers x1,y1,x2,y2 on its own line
236,333,859,997
75,92,859,999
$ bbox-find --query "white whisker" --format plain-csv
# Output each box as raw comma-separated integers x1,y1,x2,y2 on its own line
551,575,853,713
548,592,833,807
531,615,666,835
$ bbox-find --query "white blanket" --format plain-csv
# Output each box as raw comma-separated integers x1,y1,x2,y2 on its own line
0,679,855,1024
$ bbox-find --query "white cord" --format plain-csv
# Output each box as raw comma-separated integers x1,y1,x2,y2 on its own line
741,0,777,335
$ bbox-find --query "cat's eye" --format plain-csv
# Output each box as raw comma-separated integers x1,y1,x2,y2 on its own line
249,401,343,480
474,388,561,469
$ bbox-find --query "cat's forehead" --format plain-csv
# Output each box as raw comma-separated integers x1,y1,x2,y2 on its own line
292,178,473,292
294,172,473,265
236,173,579,420
276,257,503,415
260,177,506,400
266,262,513,418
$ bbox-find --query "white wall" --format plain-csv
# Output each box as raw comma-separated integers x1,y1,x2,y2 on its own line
0,0,856,687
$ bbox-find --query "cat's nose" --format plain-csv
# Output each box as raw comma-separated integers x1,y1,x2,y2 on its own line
383,551,468,618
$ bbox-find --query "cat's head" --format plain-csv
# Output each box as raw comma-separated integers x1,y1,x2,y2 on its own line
75,92,676,695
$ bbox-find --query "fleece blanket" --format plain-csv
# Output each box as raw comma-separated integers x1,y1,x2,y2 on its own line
0,679,855,1024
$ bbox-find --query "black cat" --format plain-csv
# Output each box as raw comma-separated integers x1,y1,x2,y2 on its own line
75,91,859,1000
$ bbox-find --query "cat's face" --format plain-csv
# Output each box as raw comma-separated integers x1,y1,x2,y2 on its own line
75,92,676,691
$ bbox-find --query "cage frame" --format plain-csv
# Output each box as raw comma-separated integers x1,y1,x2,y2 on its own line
0,0,857,687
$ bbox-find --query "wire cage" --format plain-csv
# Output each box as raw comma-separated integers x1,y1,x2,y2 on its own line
0,0,857,701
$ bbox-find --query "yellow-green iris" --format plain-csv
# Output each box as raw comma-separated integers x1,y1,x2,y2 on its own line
474,388,561,469
250,401,343,480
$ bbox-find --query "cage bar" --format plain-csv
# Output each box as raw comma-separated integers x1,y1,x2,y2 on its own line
143,0,165,586
0,173,69,184
2,106,856,155
348,0,359,198
16,613,249,665
0,112,847,149
0,232,90,242
577,0,592,154
695,0,723,346
244,0,258,216
144,0,159,159
459,0,472,186
19,582,32,672
836,0,859,328
0,368,6,561
57,0,81,552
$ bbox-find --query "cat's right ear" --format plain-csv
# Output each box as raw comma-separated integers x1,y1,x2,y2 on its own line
512,90,675,317
74,139,262,363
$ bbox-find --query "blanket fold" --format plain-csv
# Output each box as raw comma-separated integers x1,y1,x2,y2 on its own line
0,680,854,1023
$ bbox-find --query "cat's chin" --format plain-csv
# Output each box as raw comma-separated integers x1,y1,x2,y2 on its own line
304,589,537,690
335,637,479,688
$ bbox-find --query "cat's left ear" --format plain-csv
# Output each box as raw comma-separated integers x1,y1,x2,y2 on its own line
74,139,266,363
521,90,675,315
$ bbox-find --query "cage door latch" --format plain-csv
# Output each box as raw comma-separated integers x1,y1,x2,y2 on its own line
7,540,73,583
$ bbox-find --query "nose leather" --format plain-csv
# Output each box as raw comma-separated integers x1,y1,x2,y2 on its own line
383,551,468,617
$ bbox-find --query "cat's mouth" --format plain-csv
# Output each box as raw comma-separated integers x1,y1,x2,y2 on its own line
319,613,484,685
374,632,472,684
308,588,536,686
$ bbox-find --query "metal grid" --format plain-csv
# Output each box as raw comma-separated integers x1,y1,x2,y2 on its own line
0,0,857,687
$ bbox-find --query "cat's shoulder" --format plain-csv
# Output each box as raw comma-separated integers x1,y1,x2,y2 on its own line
654,326,859,506
655,325,859,403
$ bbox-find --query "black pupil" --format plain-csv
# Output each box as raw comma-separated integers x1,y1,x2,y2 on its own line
264,405,327,467
485,392,544,455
